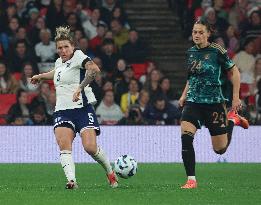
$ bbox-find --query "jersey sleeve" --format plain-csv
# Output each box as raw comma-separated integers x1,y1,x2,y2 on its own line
74,50,92,69
218,49,235,71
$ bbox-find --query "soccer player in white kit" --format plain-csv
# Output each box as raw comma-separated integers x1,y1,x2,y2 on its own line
30,26,118,189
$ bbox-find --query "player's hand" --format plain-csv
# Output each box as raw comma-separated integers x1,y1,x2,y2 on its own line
232,97,242,112
178,96,186,107
30,75,41,84
72,87,82,102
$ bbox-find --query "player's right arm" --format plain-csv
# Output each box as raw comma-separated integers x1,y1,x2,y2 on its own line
30,69,55,84
179,81,189,107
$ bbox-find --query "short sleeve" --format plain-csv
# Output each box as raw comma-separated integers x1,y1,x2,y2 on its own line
74,49,91,68
218,50,235,71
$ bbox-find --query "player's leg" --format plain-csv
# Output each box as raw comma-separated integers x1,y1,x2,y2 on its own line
211,134,228,154
54,126,77,189
180,121,198,189
80,129,118,188
180,102,201,189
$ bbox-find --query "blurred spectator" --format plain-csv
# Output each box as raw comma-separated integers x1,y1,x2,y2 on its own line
104,30,113,39
73,29,84,47
90,70,104,107
158,76,179,106
117,104,147,125
96,90,123,124
0,60,19,94
7,39,38,73
46,90,56,116
45,0,66,33
111,6,130,29
241,9,261,40
5,17,20,47
100,0,121,25
143,94,181,125
97,38,119,77
194,0,212,21
9,114,27,125
78,37,95,59
143,69,162,100
113,58,127,81
203,7,229,39
66,12,83,33
121,29,148,64
25,7,40,33
233,39,256,84
120,78,140,114
0,31,9,55
82,8,101,40
110,18,129,50
139,61,157,85
74,0,92,23
135,89,150,113
102,79,114,95
35,29,56,62
224,25,239,58
6,88,32,124
16,26,32,47
30,81,50,114
254,57,261,84
15,0,27,22
89,21,108,54
0,3,17,31
30,105,52,125
19,62,39,93
62,0,75,17
29,16,47,46
213,0,228,20
114,64,134,104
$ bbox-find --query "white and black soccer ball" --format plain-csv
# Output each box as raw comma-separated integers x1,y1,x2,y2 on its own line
114,155,138,179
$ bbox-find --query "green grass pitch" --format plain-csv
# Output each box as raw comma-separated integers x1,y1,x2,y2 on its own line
0,163,260,205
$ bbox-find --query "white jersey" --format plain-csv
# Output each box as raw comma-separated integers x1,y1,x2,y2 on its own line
54,49,96,112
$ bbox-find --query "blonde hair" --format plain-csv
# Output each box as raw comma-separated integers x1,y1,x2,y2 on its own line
55,26,74,44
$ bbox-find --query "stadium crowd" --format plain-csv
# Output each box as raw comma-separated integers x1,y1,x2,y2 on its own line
0,0,260,125
0,0,181,126
170,0,261,123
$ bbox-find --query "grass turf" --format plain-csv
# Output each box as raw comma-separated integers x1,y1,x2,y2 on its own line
0,163,260,205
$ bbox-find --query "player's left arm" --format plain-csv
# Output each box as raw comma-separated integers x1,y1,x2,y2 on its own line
228,65,242,111
218,45,242,111
72,59,100,102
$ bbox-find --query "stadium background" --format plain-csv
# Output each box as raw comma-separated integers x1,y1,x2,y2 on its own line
0,0,260,204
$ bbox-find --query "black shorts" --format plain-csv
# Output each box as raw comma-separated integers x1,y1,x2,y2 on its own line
181,101,228,136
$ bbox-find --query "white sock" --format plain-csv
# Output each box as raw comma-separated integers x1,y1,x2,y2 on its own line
60,150,76,182
91,147,113,174
188,176,196,181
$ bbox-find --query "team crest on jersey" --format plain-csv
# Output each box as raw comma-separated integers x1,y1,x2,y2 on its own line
66,62,71,68
204,54,210,60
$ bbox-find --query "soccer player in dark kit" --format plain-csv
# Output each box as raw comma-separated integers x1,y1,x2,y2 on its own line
178,20,249,189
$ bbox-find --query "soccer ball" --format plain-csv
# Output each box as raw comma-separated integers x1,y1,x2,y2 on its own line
114,155,138,179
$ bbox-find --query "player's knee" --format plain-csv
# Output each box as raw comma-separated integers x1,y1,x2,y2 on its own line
214,147,227,155
83,143,97,155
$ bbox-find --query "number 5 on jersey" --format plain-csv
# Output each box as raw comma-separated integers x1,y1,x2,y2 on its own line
57,71,61,81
